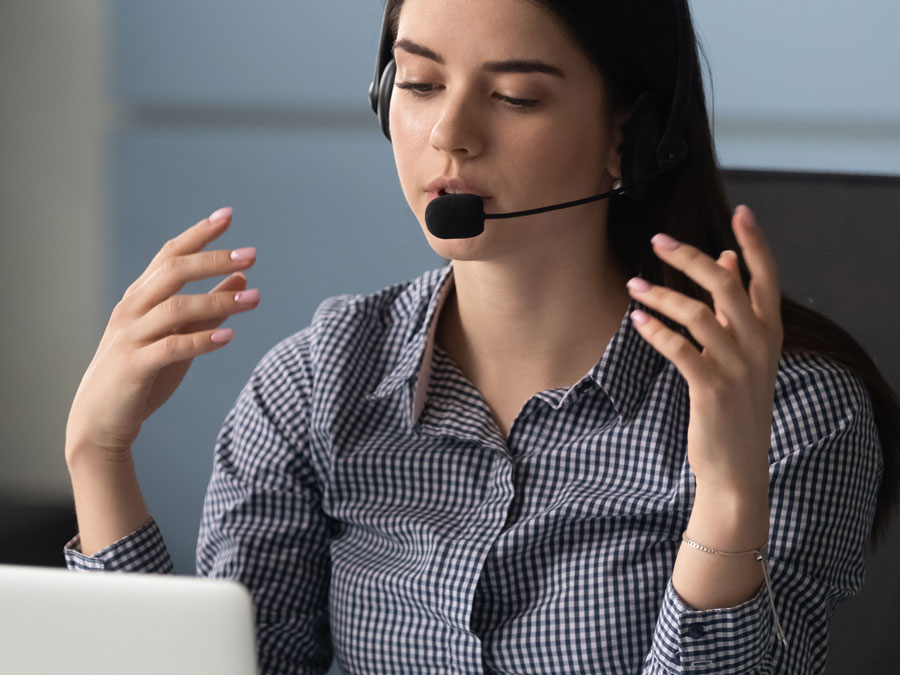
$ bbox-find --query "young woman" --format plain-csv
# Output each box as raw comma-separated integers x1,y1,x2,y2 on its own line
64,0,899,673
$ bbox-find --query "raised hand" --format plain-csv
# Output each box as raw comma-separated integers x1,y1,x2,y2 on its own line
625,205,783,495
65,207,260,462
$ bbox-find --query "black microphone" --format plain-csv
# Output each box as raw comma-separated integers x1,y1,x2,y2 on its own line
424,186,625,239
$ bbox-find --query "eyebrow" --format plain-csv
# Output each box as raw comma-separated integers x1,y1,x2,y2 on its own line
393,38,566,78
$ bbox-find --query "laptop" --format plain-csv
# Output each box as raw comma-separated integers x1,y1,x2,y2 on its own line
0,564,258,674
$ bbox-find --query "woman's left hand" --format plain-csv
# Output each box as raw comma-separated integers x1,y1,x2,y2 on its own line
625,205,783,496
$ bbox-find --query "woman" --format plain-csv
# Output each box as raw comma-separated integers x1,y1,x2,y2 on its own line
64,0,899,673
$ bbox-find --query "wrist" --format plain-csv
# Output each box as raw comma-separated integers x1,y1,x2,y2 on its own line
66,443,149,557
694,467,769,498
687,481,770,552
65,435,134,473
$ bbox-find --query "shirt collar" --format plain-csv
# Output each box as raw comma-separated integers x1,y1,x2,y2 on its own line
366,261,671,426
587,295,671,423
366,262,456,414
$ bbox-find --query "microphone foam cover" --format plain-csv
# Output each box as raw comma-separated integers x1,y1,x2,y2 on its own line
424,194,485,239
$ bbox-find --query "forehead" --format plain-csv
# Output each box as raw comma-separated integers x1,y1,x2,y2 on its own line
395,0,584,65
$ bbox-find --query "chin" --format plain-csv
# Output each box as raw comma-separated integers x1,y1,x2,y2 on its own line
417,216,508,262
423,231,487,262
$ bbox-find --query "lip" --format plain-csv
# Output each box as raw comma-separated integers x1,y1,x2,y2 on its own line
425,176,493,202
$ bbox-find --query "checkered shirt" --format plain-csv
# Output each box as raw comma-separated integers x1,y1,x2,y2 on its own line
65,261,882,674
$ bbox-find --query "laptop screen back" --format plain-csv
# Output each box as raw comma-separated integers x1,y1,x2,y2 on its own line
0,564,258,675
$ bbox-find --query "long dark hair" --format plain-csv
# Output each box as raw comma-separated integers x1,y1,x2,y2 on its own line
384,0,900,546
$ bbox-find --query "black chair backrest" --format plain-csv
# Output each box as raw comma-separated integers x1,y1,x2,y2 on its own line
722,169,900,672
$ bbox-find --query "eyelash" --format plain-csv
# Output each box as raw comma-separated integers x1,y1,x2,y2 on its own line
394,81,540,110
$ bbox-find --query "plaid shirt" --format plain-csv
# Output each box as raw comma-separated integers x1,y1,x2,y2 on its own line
66,261,882,674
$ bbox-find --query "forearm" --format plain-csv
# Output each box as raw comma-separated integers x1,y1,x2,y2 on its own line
671,480,769,610
66,439,151,557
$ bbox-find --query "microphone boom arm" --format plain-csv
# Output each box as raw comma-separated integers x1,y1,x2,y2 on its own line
484,187,623,220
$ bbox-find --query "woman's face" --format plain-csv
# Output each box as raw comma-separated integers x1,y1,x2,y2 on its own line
390,0,623,262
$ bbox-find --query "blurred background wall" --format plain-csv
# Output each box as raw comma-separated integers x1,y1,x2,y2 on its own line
1,1,898,672
1,0,110,503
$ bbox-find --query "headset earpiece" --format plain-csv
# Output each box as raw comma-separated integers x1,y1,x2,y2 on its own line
376,59,396,141
619,91,665,201
369,2,396,141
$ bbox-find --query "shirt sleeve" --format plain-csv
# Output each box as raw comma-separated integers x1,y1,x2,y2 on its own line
63,517,175,573
195,333,335,675
642,355,883,674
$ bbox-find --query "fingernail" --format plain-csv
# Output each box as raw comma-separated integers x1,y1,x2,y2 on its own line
234,288,260,304
651,233,680,251
627,276,652,293
209,206,232,227
630,309,650,326
210,328,234,343
736,205,757,228
230,247,256,262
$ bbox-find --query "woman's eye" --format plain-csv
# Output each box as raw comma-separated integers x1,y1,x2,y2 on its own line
494,93,540,110
394,82,540,110
395,82,436,96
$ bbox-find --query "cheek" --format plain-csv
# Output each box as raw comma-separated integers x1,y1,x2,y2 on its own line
531,118,608,189
501,121,607,200
389,99,434,200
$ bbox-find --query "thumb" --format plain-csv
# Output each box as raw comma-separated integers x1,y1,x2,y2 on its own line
717,249,740,280
173,273,249,335
210,272,248,294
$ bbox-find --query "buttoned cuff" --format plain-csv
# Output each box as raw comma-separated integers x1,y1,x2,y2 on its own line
648,577,772,673
63,517,174,574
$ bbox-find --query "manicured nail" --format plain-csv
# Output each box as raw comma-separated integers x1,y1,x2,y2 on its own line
210,328,234,343
209,207,232,227
234,288,260,304
630,310,650,326
230,247,256,262
651,233,680,251
627,276,652,293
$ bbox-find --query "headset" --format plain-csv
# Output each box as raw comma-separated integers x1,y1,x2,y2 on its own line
368,0,693,201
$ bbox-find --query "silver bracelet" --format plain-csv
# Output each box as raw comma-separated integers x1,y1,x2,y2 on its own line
681,533,788,647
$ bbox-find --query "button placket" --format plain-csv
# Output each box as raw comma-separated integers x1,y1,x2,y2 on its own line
684,624,706,639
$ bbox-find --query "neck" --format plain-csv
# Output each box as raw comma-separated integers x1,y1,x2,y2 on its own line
436,235,633,393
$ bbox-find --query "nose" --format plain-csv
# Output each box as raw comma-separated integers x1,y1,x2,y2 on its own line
429,87,485,158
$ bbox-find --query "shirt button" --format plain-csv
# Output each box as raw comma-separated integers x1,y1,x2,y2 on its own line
685,624,706,639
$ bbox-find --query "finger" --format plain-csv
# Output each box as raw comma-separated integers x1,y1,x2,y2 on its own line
210,271,247,293
129,246,257,317
175,273,249,335
714,250,739,328
732,205,782,333
150,206,233,265
626,278,742,371
718,249,740,279
650,233,761,342
629,309,710,388
125,207,234,299
135,326,236,372
136,287,260,344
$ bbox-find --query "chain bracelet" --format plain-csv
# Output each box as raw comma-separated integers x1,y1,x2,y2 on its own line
681,533,788,647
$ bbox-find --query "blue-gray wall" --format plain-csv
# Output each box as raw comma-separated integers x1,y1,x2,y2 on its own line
694,1,900,174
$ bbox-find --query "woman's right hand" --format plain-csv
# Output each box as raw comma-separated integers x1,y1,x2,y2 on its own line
65,206,259,463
